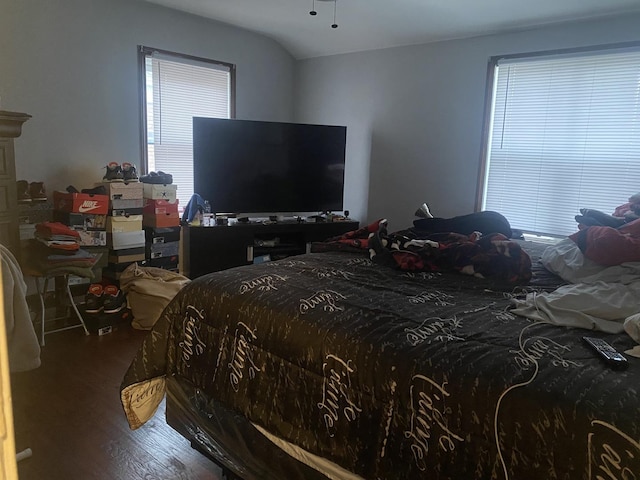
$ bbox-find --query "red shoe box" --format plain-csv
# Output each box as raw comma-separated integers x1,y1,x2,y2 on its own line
143,213,180,228
143,199,179,215
53,191,109,215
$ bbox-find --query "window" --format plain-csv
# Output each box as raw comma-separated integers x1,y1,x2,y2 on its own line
480,45,640,237
139,46,235,208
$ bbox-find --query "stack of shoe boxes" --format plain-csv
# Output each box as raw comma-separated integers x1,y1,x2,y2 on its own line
52,190,110,281
102,182,145,281
142,183,180,272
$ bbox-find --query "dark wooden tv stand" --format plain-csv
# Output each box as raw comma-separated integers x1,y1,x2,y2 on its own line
183,220,359,278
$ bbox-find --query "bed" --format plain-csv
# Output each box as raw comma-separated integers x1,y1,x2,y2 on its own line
120,226,640,480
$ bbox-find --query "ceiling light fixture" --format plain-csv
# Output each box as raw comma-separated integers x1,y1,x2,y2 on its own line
309,0,339,29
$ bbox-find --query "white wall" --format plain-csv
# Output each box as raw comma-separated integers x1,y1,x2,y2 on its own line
0,0,295,192
294,14,640,229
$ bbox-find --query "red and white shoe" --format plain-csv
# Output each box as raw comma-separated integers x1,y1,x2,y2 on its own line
85,284,104,313
103,285,126,314
103,162,124,182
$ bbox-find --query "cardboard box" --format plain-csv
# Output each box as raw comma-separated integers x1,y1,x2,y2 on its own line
106,215,143,233
53,191,109,215
19,224,36,241
107,230,145,250
76,229,107,247
54,211,107,230
146,241,179,259
111,198,144,210
143,255,179,270
143,213,180,228
143,183,177,201
144,226,181,244
110,207,143,217
108,247,146,264
143,198,179,215
101,181,143,201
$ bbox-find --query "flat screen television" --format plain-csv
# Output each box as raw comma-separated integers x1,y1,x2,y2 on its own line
193,117,346,216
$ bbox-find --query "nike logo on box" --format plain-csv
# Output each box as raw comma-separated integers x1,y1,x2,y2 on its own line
78,200,100,213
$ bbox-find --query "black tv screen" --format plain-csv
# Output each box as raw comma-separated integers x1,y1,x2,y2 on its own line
193,117,346,215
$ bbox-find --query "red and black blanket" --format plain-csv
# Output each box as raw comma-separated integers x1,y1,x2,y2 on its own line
312,219,532,284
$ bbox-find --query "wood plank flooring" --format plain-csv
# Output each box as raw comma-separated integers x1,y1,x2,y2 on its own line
10,325,224,480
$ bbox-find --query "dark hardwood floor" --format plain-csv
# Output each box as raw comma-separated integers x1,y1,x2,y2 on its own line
10,325,224,480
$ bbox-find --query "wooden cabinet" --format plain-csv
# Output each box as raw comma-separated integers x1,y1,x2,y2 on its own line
184,221,359,278
0,111,31,259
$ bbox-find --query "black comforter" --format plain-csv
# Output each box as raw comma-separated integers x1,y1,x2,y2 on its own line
121,241,640,479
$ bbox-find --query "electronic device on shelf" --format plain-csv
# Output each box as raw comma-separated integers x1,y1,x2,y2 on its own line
193,117,346,217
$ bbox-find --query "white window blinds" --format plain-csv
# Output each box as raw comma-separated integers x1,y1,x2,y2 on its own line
482,47,640,237
143,49,232,208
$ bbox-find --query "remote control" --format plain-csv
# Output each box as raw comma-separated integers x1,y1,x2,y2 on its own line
582,337,629,370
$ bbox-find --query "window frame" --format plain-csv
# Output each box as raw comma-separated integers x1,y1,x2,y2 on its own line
476,40,640,237
137,45,236,182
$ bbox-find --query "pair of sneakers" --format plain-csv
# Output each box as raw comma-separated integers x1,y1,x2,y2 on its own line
85,284,126,314
104,162,139,182
17,180,47,203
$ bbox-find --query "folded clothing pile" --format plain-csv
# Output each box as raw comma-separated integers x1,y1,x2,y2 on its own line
35,221,81,251
27,221,98,277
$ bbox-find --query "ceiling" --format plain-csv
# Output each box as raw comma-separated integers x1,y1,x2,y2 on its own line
140,0,640,59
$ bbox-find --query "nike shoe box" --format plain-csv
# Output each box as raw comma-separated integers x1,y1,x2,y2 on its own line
144,226,181,244
143,255,179,271
106,215,143,233
110,198,144,211
142,213,180,228
108,246,146,264
101,181,143,201
83,308,132,335
107,230,145,250
143,183,177,202
53,211,107,230
76,230,107,247
146,241,179,259
143,199,179,215
110,206,143,217
53,191,109,215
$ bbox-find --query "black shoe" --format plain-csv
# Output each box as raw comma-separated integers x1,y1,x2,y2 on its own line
29,182,47,202
140,171,173,184
85,284,104,313
122,162,139,182
17,180,31,203
81,185,108,196
103,162,124,182
102,285,126,314
66,185,80,194
415,202,433,219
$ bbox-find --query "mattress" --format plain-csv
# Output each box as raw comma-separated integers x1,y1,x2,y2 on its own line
121,241,640,479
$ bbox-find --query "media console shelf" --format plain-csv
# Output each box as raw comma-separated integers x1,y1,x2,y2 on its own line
184,221,359,278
